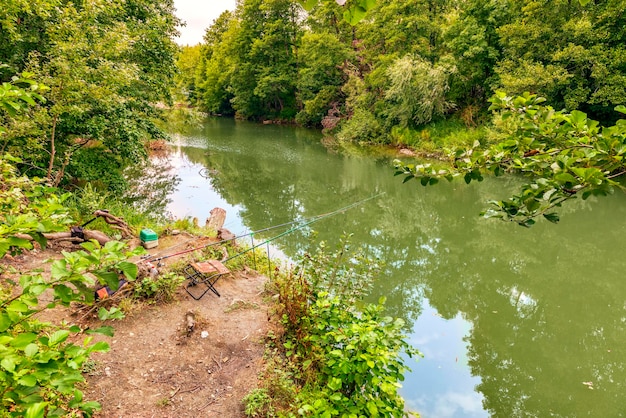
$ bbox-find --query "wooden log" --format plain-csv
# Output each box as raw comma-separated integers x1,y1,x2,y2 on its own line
14,230,111,246
206,207,226,232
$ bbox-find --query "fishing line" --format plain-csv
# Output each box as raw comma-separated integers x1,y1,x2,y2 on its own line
144,193,384,264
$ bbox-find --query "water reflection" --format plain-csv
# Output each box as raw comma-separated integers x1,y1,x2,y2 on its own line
157,117,626,417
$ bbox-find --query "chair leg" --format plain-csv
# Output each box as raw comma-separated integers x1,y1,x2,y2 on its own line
183,268,222,299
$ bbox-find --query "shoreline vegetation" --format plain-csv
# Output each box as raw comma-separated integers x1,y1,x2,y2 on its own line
0,151,420,417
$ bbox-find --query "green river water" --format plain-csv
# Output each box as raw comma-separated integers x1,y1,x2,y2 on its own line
157,117,626,417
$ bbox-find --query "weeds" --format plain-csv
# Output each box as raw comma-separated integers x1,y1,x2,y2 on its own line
224,299,259,313
156,398,170,408
81,359,101,376
133,272,184,303
243,388,274,417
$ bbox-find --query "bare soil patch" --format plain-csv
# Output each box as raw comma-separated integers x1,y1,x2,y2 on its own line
1,236,271,418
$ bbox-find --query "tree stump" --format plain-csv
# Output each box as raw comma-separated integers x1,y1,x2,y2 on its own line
206,207,227,232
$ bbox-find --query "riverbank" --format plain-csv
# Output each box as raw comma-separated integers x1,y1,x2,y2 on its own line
0,232,271,417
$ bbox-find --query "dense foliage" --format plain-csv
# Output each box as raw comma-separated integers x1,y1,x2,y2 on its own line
184,0,625,143
0,0,180,189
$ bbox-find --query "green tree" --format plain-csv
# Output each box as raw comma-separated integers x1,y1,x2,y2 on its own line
494,0,626,120
196,10,237,115
384,54,455,127
0,0,180,189
175,45,202,102
229,0,302,120
296,32,352,126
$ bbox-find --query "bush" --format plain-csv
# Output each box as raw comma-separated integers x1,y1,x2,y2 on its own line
336,108,386,144
250,237,418,417
0,154,144,416
296,293,420,417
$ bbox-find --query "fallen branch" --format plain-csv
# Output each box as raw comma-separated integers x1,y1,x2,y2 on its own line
15,230,111,246
93,210,134,239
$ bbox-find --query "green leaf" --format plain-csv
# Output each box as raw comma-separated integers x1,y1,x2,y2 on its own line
615,105,626,114
117,261,138,281
24,402,47,418
48,330,70,346
543,213,560,224
10,332,38,348
50,260,70,279
53,284,74,304
88,341,110,353
86,326,115,337
97,307,124,321
328,377,342,391
24,343,39,357
343,5,367,25
0,312,12,332
300,0,318,11
18,374,38,387
1,357,16,372
8,300,29,313
30,232,47,251
94,271,121,290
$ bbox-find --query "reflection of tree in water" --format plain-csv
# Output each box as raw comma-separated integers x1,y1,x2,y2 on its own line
176,123,447,327
123,152,181,220
422,196,626,417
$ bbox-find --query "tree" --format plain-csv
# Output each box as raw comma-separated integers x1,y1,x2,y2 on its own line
384,54,455,127
0,0,180,189
195,11,237,115
494,0,626,120
296,32,352,126
175,45,202,102
229,0,302,120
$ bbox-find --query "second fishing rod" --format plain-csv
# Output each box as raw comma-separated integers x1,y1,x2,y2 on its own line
143,193,384,265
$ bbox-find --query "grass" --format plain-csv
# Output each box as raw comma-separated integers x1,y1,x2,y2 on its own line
390,117,488,156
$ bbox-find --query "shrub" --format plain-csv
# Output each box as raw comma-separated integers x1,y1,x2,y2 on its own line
251,237,418,417
133,272,184,303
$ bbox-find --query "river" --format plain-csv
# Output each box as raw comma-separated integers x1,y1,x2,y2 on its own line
156,117,626,417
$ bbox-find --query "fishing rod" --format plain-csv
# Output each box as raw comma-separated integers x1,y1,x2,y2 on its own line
144,193,384,264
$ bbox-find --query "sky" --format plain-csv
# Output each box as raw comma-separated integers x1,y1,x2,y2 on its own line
173,0,237,46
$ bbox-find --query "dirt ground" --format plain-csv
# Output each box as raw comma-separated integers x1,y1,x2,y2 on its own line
1,235,272,418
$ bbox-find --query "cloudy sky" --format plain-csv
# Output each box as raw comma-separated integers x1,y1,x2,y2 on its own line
173,0,237,45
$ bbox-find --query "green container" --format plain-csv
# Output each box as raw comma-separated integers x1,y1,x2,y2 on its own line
140,228,158,242
140,229,158,248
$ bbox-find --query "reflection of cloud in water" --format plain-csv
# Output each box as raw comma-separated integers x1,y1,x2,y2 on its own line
408,391,484,418
402,308,486,417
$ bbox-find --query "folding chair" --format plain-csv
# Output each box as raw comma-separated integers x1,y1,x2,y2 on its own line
183,260,230,300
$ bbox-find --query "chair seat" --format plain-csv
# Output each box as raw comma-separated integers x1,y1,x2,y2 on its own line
191,260,230,275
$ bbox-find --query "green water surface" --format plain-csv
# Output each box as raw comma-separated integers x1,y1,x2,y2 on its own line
162,117,626,417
